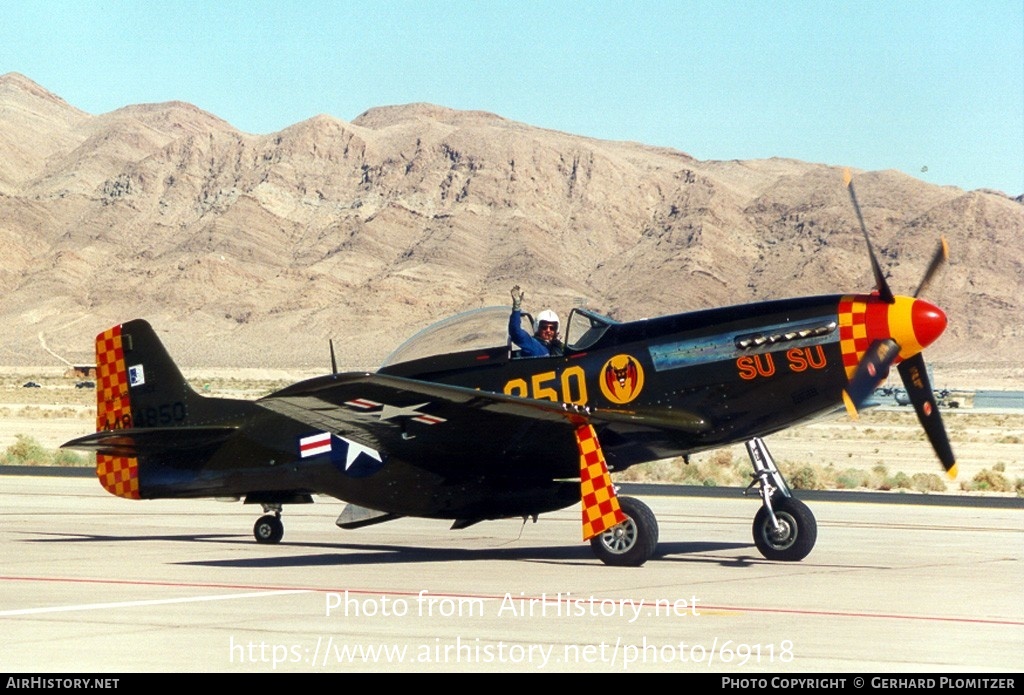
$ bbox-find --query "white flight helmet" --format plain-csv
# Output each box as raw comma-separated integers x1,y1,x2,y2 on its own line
536,310,559,331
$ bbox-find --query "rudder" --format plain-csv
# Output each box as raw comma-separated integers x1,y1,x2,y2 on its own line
94,323,139,499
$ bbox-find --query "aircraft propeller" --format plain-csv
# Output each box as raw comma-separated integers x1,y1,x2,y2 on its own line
913,237,950,299
841,170,957,478
845,169,896,304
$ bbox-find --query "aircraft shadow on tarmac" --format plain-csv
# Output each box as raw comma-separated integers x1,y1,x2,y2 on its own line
22,531,756,567
174,540,760,568
23,531,247,544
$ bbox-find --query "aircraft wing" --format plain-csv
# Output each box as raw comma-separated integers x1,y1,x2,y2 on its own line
258,372,591,480
257,372,707,480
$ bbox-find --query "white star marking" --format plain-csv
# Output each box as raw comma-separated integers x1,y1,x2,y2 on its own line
378,402,431,420
340,436,382,469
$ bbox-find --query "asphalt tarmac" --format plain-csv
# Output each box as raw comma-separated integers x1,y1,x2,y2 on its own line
1,473,1021,673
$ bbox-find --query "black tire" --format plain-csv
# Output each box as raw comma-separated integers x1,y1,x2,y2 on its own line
752,495,816,561
590,496,659,567
253,514,284,544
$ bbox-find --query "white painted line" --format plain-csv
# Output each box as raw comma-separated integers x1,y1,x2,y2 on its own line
0,589,312,616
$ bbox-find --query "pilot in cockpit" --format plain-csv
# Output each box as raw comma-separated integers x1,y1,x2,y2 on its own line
509,285,564,357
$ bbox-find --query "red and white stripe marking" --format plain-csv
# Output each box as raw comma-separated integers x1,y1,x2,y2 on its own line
299,432,332,458
346,398,382,410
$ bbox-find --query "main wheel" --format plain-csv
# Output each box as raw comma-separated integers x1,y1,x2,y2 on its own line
253,514,284,544
752,495,816,561
590,496,659,567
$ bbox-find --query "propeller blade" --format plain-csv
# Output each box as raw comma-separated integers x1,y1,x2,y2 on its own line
897,353,957,477
329,339,338,375
842,338,900,418
844,169,895,304
913,237,949,298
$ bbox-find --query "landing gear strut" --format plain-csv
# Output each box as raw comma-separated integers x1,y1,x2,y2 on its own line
253,504,284,544
744,437,816,561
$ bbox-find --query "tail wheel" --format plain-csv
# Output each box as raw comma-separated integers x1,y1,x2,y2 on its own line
752,495,816,561
590,496,659,567
254,514,284,544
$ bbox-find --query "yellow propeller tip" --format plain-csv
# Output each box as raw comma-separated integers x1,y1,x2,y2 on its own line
946,463,958,481
843,168,852,186
842,391,859,420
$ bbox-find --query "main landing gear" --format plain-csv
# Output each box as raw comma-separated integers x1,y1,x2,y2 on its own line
589,437,816,567
590,496,659,567
745,437,817,561
253,504,284,544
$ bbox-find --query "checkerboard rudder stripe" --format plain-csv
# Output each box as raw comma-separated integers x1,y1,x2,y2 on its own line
96,456,140,499
575,425,626,540
95,324,132,431
93,324,140,500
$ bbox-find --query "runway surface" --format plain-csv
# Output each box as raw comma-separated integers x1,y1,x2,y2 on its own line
1,474,1021,673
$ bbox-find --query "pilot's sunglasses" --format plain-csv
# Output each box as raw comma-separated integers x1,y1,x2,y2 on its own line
538,322,557,331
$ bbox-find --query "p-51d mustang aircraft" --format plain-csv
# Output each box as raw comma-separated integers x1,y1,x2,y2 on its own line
63,173,955,566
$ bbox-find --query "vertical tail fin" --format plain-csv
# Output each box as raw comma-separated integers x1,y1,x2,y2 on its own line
91,319,210,499
64,320,248,500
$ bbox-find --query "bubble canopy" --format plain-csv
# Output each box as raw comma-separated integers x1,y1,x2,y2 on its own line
380,306,512,368
380,305,618,369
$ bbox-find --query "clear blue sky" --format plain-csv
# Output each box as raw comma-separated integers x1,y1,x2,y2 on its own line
4,1,1022,194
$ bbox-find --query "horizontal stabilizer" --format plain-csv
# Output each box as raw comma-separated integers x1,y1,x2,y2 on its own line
62,426,238,458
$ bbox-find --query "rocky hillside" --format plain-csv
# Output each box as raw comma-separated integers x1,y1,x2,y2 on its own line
1,72,1021,377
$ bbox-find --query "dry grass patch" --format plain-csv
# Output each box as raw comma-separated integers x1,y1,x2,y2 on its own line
1,435,87,467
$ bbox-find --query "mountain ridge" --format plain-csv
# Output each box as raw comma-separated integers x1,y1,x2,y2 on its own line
0,73,1020,380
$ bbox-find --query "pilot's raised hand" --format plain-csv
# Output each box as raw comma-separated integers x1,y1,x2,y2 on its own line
510,285,524,311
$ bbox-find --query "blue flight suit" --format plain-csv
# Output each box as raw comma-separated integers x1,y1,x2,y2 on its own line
509,309,557,357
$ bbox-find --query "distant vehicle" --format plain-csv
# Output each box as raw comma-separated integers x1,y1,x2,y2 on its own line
893,387,958,408
22,381,41,388
75,381,96,389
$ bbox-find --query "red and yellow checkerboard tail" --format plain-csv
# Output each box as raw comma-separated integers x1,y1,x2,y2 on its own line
576,424,626,541
93,324,140,500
